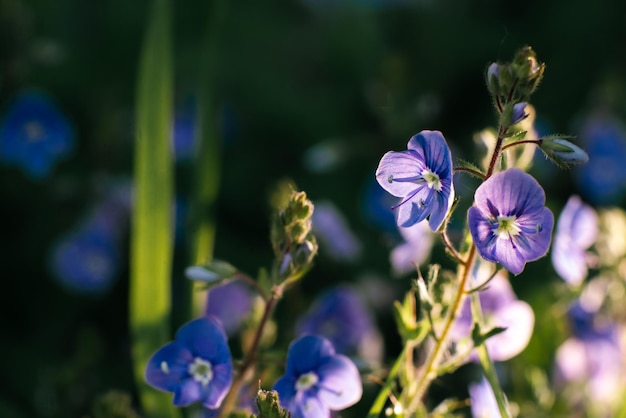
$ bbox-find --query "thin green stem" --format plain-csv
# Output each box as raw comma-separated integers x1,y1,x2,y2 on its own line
366,346,407,418
469,291,511,417
500,139,541,152
453,166,486,180
405,245,477,415
218,290,280,418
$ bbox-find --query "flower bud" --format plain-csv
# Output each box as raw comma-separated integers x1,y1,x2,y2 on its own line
185,260,238,283
541,138,589,166
511,102,528,125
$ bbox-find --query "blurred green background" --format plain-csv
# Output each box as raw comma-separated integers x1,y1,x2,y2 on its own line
1,0,626,417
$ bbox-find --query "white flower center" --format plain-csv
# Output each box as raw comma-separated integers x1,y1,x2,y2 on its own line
421,169,442,191
188,357,213,386
24,121,45,141
493,215,521,239
295,372,319,391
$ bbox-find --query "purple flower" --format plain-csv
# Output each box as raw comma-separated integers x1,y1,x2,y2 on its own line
145,317,233,409
551,195,598,285
375,130,454,231
554,301,626,411
273,335,362,418
468,377,499,418
390,221,434,276
296,286,381,362
451,267,534,361
468,168,554,275
205,280,254,336
0,89,74,179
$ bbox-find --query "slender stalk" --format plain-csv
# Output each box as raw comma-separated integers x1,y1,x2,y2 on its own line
500,139,541,152
405,245,477,414
366,348,407,418
218,290,280,418
470,291,511,417
453,166,486,180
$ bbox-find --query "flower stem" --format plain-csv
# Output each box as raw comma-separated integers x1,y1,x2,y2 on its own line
405,245,477,415
366,347,407,418
218,289,280,418
469,291,511,417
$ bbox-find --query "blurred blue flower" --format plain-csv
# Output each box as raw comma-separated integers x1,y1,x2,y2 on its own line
468,168,554,275
311,201,362,263
554,300,626,412
375,130,454,231
145,317,233,409
574,113,626,206
205,280,254,336
296,285,382,362
49,182,130,295
0,89,74,179
451,266,535,362
468,376,499,418
390,221,434,277
273,335,362,418
172,103,196,162
551,195,598,286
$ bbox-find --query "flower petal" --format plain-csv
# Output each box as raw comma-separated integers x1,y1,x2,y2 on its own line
201,363,233,408
173,378,203,406
145,341,193,392
285,335,335,376
375,150,425,197
316,355,363,409
474,168,546,217
176,317,231,365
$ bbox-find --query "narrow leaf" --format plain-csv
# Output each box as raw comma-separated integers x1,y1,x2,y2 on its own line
129,0,178,416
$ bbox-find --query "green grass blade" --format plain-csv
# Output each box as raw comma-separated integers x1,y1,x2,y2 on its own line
129,0,179,416
186,0,230,319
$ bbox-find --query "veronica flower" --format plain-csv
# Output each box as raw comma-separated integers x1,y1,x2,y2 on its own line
273,335,362,418
296,285,382,363
0,89,74,179
205,280,254,336
375,130,454,231
450,267,534,362
390,221,434,276
145,317,233,409
468,168,554,275
551,195,598,285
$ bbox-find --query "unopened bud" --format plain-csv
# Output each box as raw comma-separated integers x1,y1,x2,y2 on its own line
511,102,528,125
541,138,589,166
185,260,238,283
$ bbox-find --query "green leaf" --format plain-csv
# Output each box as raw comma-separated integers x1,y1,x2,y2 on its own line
128,0,178,416
471,323,507,347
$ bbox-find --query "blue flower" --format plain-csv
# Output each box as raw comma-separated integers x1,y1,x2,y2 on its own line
468,168,554,275
0,89,74,179
574,113,626,206
296,286,381,362
145,317,233,409
49,218,120,295
205,280,254,336
375,130,454,231
273,335,362,418
551,195,598,285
